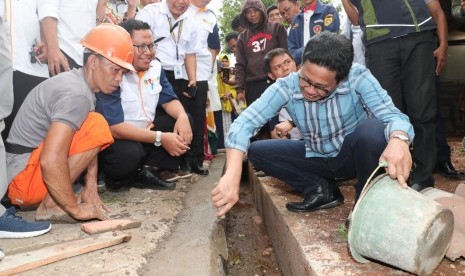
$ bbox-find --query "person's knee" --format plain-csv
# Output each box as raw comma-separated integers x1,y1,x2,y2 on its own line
357,119,385,143
248,141,267,166
100,140,144,179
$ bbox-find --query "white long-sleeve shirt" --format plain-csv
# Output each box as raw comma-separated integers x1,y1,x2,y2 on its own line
38,0,98,66
3,0,49,77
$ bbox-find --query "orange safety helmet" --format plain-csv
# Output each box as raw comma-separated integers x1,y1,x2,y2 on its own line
81,24,136,72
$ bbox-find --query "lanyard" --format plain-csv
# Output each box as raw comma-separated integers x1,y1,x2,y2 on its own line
166,15,183,61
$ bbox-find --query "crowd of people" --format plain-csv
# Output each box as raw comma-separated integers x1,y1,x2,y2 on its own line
0,0,464,264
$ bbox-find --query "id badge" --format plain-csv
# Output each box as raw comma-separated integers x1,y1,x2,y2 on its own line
174,65,183,79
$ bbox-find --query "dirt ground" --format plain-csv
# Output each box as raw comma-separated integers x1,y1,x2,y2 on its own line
225,137,465,276
0,173,204,275
225,184,282,276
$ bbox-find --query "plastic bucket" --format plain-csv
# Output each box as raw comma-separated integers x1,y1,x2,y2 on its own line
348,174,454,275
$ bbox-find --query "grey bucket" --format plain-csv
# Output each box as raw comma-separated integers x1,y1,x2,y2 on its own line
348,174,454,275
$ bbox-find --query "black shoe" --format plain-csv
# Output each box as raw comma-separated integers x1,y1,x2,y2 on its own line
436,161,465,179
135,166,176,190
192,164,209,175
286,181,344,213
105,177,131,191
408,176,435,192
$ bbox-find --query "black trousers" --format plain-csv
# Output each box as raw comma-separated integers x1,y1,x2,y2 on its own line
99,113,181,181
435,77,451,163
3,71,47,140
366,31,437,183
165,70,207,166
246,78,273,138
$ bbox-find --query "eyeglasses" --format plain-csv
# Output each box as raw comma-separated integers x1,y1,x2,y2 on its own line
133,43,157,53
298,74,334,96
279,6,292,17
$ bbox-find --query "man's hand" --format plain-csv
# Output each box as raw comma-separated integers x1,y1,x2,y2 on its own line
274,120,293,139
462,0,465,13
182,80,197,98
434,45,448,75
161,132,191,156
71,203,110,221
47,48,70,76
236,91,245,102
77,185,110,213
173,114,193,145
379,139,412,188
211,172,241,217
36,41,48,63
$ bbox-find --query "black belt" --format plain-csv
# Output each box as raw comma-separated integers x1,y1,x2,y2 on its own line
5,142,36,154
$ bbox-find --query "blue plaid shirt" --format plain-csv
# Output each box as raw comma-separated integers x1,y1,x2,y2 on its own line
225,63,414,158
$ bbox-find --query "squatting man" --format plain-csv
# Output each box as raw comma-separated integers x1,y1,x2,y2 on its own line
212,32,414,215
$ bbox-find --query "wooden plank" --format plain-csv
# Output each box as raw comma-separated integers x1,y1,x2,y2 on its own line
0,231,131,276
81,219,141,235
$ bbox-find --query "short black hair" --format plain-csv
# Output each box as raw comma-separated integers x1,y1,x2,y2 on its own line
231,15,243,32
277,0,298,4
83,49,104,65
302,32,353,83
264,48,293,74
267,4,278,15
119,18,151,37
225,32,238,44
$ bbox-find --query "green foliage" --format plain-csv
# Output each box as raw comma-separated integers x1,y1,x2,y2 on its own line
218,0,242,45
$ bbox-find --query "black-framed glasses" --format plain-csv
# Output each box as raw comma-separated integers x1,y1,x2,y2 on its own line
298,74,333,96
280,6,292,16
133,43,157,53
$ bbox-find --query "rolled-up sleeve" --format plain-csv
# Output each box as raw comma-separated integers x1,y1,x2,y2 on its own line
38,0,60,20
226,83,289,152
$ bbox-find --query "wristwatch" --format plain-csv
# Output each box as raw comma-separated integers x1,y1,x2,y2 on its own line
390,134,410,145
154,131,162,147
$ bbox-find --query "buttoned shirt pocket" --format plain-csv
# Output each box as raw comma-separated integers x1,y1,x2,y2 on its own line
121,91,139,121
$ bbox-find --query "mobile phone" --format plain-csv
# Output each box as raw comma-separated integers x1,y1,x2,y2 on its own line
187,85,198,97
222,67,230,80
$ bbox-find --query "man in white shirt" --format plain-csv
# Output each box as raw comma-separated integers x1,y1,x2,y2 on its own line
39,0,105,75
136,0,206,174
176,0,220,175
2,0,50,139
96,19,193,189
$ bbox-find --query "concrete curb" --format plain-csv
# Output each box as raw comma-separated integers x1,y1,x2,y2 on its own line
248,162,465,276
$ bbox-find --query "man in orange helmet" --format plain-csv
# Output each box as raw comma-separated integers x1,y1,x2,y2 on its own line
5,24,135,222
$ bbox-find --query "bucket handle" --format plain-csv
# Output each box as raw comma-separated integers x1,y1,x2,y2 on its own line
349,161,388,218
358,161,388,203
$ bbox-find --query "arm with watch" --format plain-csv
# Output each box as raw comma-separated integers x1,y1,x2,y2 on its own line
109,122,190,157
379,130,413,188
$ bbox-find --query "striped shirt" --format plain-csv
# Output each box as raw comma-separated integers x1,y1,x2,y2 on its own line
225,63,414,158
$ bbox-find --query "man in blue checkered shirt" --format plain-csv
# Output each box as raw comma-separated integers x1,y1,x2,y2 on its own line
212,32,414,215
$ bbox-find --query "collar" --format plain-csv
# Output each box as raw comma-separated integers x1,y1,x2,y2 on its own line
303,4,316,13
160,2,189,21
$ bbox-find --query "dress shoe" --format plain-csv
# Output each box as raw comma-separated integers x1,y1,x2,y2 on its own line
134,166,176,190
436,161,465,179
192,164,209,175
286,181,344,213
408,176,435,192
104,176,132,191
